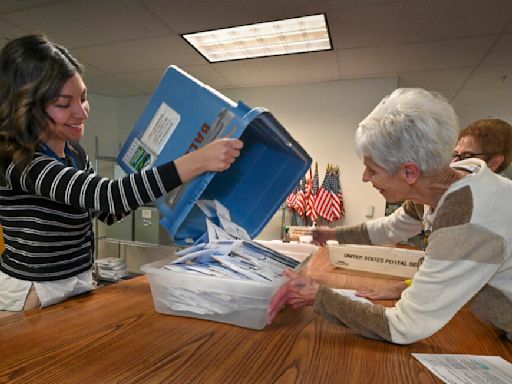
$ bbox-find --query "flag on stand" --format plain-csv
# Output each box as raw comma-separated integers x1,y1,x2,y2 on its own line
294,176,307,217
285,187,297,212
306,162,319,222
336,167,345,219
315,165,346,222
314,165,333,221
328,166,345,222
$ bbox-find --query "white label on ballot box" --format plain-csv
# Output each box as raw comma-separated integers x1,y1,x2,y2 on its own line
141,102,181,155
122,138,156,172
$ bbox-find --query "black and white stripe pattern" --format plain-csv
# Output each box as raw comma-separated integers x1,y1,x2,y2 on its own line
0,142,181,281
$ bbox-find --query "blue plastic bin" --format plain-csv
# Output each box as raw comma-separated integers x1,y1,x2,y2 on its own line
117,66,311,245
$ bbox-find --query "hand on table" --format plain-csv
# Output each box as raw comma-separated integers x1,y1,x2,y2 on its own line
312,227,337,245
355,281,408,300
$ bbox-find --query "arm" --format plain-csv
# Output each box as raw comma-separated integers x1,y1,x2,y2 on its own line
16,138,242,215
272,190,506,344
364,202,423,244
312,201,423,245
314,185,507,344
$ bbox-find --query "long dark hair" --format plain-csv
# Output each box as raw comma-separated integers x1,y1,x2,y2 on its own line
0,34,83,178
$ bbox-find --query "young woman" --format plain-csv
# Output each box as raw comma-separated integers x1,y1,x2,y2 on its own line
0,34,243,312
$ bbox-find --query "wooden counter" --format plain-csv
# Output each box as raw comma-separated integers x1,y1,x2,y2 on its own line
1,248,510,383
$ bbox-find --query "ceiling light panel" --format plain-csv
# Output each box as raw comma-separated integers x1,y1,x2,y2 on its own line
182,14,332,63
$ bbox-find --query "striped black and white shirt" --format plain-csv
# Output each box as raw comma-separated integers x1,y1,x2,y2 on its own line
0,142,181,281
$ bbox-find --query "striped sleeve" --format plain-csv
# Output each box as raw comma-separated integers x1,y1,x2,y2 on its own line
18,155,182,214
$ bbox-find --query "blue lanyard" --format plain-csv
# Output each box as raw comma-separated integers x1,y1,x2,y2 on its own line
39,142,78,169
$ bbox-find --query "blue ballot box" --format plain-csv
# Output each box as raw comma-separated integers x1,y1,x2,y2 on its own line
117,66,311,245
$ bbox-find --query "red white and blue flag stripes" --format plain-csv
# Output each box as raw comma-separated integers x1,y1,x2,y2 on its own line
314,164,345,222
306,162,319,222
286,163,345,223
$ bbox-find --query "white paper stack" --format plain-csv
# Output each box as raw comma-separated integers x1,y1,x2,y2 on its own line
95,258,129,281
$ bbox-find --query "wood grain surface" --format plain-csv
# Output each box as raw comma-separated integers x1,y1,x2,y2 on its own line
1,247,510,383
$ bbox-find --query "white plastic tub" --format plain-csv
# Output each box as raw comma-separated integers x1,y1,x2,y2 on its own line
141,242,317,329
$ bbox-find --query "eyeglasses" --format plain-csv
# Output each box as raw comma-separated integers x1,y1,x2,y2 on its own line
451,152,497,161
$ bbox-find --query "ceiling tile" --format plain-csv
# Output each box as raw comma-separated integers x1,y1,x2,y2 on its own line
329,0,512,49
453,86,512,105
72,35,205,74
0,0,55,13
432,89,458,101
337,36,495,78
212,51,340,87
142,0,329,34
80,60,107,77
84,74,142,97
464,65,512,88
114,70,166,95
180,65,232,89
398,68,473,90
0,17,28,49
0,0,508,104
482,33,512,65
455,104,512,126
2,0,172,48
116,65,232,95
326,0,403,8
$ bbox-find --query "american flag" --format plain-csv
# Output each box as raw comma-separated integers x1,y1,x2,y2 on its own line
286,186,298,211
329,166,345,221
294,176,308,217
306,163,319,222
314,165,345,222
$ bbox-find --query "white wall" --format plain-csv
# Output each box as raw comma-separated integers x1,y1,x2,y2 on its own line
82,94,121,158
454,101,512,129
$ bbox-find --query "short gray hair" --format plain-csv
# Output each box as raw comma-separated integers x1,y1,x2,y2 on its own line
355,88,459,176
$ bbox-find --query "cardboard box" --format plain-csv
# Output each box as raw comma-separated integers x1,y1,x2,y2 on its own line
141,242,316,329
285,226,314,242
328,244,425,279
117,66,311,246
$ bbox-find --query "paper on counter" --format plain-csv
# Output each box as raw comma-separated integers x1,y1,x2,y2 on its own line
412,354,512,384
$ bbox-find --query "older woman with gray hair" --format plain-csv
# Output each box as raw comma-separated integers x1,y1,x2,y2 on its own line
268,88,512,344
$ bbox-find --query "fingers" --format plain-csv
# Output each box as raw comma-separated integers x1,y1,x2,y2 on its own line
217,138,243,170
282,268,299,279
355,289,377,299
201,138,244,172
355,286,403,300
268,285,292,323
312,227,334,246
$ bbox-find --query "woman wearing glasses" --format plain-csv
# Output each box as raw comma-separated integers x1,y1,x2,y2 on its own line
269,89,512,344
353,118,512,301
452,119,511,174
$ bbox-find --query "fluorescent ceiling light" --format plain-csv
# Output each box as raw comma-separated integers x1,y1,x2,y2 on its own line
182,14,332,63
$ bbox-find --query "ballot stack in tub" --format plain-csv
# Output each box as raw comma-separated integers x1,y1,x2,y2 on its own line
141,200,312,330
